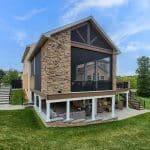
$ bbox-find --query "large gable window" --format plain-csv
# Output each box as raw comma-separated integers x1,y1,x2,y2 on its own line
71,22,113,50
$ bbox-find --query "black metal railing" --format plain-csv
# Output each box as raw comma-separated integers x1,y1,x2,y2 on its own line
71,81,112,92
116,81,130,89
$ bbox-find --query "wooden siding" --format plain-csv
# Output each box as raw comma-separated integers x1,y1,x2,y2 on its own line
71,41,113,54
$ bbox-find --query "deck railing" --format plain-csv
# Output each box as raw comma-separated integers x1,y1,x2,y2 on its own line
71,81,112,92
116,81,130,90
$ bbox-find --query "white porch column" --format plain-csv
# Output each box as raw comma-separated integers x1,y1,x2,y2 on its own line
112,95,115,118
34,94,37,107
39,96,42,112
92,98,97,121
29,91,32,103
66,100,71,121
126,92,129,109
46,101,51,122
95,98,97,116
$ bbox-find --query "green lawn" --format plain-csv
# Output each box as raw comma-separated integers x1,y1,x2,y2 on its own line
10,89,24,105
0,108,150,150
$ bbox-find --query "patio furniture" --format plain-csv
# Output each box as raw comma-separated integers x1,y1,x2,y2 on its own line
70,111,86,120
97,101,104,113
72,101,84,110
97,99,112,112
116,101,124,110
58,111,86,120
85,104,92,116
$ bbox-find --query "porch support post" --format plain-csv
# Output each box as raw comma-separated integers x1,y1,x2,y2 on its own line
29,91,32,103
112,95,115,118
66,100,71,121
92,98,97,121
126,92,129,109
34,94,36,107
95,98,97,116
46,101,51,122
39,96,42,113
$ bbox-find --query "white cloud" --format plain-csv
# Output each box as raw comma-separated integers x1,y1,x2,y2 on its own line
62,0,128,23
14,8,46,21
11,31,27,47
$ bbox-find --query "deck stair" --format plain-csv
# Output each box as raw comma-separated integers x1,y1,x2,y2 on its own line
129,99,144,110
0,86,11,104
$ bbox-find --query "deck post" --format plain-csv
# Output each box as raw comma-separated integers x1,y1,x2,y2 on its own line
92,98,96,121
126,92,129,109
46,101,50,122
29,91,32,103
112,95,115,118
34,93,36,107
66,100,71,121
39,96,42,113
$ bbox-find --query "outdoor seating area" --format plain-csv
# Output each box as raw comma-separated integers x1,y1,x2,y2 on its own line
37,97,128,123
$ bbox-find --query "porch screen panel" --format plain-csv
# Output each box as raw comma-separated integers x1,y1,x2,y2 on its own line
71,47,112,92
86,62,95,81
76,64,85,81
34,50,41,91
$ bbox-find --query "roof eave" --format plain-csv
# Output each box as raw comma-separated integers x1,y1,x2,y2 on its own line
28,35,48,61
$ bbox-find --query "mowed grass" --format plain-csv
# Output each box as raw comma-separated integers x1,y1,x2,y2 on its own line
10,90,24,105
0,108,150,150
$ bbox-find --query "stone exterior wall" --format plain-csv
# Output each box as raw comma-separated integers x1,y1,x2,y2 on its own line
41,30,71,95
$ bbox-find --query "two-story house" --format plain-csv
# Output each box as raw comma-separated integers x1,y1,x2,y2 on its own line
22,16,129,125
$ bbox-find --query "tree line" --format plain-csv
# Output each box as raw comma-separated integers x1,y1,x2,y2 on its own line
117,56,150,97
0,69,21,86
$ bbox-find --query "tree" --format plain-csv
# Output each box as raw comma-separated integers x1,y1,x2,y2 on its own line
0,69,5,85
136,56,150,97
1,69,21,86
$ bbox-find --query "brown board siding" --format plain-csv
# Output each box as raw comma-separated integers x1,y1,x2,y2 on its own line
32,89,129,101
47,90,116,100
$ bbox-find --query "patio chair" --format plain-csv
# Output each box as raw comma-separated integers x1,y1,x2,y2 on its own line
116,101,124,110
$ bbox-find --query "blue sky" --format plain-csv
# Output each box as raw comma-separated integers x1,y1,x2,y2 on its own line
0,0,150,75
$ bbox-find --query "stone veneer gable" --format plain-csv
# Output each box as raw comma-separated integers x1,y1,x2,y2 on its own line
41,30,71,95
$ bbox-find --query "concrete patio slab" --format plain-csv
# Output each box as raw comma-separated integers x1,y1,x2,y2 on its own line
96,108,150,121
0,104,24,110
117,108,150,120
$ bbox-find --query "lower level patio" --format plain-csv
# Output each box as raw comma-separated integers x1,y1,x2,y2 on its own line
34,107,149,127
32,89,150,127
